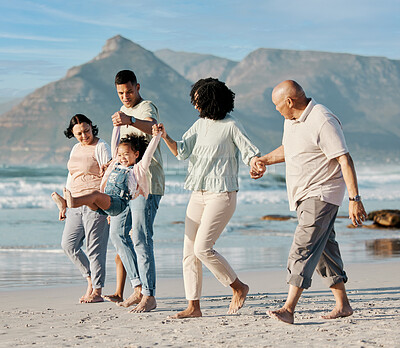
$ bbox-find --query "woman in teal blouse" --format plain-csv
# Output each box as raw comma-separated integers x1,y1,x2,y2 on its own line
153,78,261,318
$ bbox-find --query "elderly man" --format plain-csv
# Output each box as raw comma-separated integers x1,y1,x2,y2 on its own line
252,80,367,324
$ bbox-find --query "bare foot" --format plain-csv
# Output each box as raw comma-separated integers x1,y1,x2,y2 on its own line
82,294,104,303
63,188,75,208
168,307,202,319
117,286,142,307
103,294,124,303
79,284,93,303
51,192,67,211
81,288,104,303
79,296,87,303
228,282,249,314
321,305,353,319
267,308,294,324
129,296,157,313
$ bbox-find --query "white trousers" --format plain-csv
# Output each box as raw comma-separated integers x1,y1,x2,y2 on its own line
183,191,237,300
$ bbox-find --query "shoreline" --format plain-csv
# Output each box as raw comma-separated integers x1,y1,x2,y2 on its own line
1,256,399,292
1,261,399,347
1,260,399,297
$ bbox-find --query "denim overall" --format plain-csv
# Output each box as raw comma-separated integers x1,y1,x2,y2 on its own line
103,164,133,216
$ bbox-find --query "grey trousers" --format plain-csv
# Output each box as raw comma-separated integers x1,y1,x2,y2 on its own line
287,197,348,289
61,206,109,289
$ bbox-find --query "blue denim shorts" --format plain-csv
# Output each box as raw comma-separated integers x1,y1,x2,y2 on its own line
103,195,129,217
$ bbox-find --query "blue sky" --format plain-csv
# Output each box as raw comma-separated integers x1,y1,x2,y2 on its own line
0,0,399,100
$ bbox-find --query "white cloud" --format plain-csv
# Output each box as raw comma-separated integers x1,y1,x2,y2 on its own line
30,3,147,29
0,47,70,55
0,33,74,43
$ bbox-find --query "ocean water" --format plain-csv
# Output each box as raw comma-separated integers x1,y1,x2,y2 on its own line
0,163,399,290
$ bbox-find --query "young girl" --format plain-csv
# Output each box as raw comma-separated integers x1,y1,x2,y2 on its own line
52,129,162,216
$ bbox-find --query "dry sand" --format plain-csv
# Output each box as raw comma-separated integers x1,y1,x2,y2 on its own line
0,261,399,347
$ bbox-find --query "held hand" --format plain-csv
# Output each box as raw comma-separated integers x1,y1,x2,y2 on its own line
256,160,267,175
250,158,266,179
348,201,367,226
151,124,159,137
250,170,264,179
112,111,131,126
152,123,166,138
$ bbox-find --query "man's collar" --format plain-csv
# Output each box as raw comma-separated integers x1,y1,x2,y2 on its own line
295,99,315,123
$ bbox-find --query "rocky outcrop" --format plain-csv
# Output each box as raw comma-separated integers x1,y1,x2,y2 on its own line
261,215,294,221
368,210,400,228
348,209,400,229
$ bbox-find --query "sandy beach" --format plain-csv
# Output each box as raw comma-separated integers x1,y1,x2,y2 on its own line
0,261,399,347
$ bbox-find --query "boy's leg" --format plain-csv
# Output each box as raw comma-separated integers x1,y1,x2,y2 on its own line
104,254,127,302
114,255,127,299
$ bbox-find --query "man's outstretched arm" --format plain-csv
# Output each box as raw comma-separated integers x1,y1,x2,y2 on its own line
250,145,285,179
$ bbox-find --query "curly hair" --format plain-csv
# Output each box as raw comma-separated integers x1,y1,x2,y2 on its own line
115,70,137,85
119,134,149,162
64,114,99,139
190,78,235,120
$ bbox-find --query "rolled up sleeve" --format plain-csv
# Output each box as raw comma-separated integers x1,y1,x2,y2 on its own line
176,123,198,161
231,122,260,166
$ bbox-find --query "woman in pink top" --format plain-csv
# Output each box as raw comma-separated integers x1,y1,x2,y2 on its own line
52,114,111,303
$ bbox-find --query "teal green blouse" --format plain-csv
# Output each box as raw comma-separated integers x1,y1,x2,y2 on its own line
176,114,260,192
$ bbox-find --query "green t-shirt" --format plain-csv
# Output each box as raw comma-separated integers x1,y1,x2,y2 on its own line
119,100,165,196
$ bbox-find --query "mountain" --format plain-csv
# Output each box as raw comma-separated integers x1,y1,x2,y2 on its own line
0,36,195,164
154,49,238,83
1,36,399,165
0,98,23,115
157,48,400,159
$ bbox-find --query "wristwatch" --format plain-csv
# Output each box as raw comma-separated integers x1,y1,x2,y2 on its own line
349,195,361,202
130,116,136,126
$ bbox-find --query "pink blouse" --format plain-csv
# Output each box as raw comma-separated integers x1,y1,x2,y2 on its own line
67,139,111,197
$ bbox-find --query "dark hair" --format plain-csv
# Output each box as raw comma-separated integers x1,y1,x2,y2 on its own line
64,114,99,139
115,70,137,85
119,134,149,162
190,78,235,120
